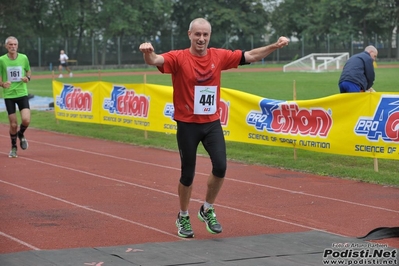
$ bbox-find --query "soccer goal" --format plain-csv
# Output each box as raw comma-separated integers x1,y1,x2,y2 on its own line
283,53,350,72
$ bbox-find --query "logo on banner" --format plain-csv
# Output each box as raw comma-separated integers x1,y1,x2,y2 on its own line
163,100,229,126
164,103,174,120
246,98,332,137
56,84,92,111
355,95,399,142
219,100,229,126
103,85,149,117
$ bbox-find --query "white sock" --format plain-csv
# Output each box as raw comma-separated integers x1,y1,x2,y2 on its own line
203,202,212,211
180,210,189,217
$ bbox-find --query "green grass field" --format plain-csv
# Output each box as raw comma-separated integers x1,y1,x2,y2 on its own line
28,64,399,99
1,64,399,187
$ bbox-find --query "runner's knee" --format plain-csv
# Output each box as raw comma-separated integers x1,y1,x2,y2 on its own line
180,175,194,187
212,164,226,178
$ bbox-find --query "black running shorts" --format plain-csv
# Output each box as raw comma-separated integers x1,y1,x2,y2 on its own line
4,96,30,115
176,120,227,187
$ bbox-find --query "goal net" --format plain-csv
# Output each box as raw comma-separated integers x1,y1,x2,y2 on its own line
283,53,350,72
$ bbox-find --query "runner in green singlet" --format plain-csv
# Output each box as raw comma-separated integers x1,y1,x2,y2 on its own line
0,36,32,158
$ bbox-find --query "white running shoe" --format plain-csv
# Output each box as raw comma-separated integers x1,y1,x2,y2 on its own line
9,147,17,158
59,74,63,78
69,72,73,78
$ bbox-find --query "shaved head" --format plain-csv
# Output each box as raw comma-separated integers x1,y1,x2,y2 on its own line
189,18,211,32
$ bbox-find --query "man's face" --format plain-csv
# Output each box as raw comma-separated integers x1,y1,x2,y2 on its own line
6,39,18,54
188,22,211,55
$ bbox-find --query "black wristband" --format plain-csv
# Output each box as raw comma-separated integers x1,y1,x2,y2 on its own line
27,76,31,81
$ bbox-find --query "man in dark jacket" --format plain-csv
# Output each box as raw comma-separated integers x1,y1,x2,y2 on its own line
338,45,378,93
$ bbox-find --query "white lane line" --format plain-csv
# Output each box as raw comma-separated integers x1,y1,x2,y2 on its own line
24,140,184,172
0,178,326,237
0,151,395,248
0,156,329,233
1,143,397,214
228,178,399,214
0,231,40,250
0,180,185,241
1,155,395,239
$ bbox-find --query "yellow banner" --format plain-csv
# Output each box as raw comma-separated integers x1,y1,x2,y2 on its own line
53,81,100,123
53,81,399,160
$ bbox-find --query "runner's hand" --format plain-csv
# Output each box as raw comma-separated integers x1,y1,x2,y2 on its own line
139,42,155,54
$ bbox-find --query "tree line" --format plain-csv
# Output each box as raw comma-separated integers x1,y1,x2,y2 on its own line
0,0,397,66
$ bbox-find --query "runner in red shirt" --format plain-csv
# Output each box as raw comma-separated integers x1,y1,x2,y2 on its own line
139,18,289,238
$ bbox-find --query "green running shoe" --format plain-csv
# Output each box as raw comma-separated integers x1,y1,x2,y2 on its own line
176,213,194,238
198,205,222,234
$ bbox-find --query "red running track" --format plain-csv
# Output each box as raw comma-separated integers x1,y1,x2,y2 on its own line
0,124,398,254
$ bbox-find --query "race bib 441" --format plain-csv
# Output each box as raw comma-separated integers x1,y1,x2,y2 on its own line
194,85,217,115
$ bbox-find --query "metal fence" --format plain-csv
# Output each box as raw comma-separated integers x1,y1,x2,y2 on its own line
7,33,398,70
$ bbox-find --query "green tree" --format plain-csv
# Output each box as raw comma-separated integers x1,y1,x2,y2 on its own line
0,0,39,38
171,0,270,50
270,0,398,56
1,0,172,64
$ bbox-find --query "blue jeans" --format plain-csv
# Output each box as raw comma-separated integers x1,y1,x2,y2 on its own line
339,81,363,93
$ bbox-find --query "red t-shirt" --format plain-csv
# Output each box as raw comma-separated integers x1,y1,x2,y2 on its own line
158,48,242,123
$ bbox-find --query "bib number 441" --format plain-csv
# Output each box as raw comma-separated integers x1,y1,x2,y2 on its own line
199,94,215,106
194,85,217,115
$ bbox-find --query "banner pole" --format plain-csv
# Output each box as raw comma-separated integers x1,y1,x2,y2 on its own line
144,73,148,139
52,70,59,124
293,80,297,160
373,158,379,172
97,69,103,130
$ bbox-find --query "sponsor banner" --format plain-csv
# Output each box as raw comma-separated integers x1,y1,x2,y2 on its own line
146,84,176,133
100,83,150,130
53,81,399,160
53,81,100,123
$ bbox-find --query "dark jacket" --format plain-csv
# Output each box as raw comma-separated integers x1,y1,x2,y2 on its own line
338,51,375,90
